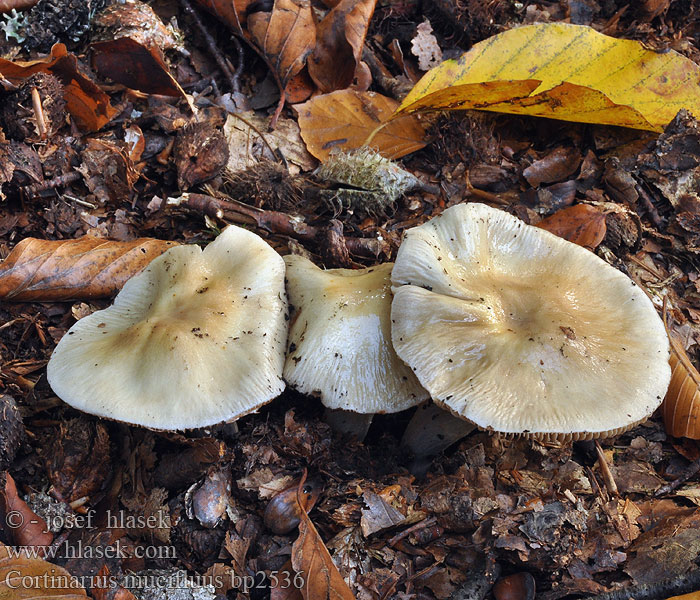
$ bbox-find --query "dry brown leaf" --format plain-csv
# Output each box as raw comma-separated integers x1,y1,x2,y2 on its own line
91,38,186,97
307,0,377,92
194,0,254,30
537,204,607,250
0,44,118,132
295,89,427,161
270,559,304,600
663,333,700,439
1,473,53,551
0,542,87,598
0,237,178,302
248,0,316,89
291,507,355,600
0,0,37,12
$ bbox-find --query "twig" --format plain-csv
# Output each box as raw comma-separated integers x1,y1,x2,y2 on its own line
23,171,81,198
595,440,619,496
228,35,244,94
655,455,700,497
178,0,241,94
387,516,437,547
635,183,664,229
30,87,47,140
581,567,700,600
168,193,385,258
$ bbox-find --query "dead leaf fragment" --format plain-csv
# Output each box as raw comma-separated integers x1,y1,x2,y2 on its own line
0,237,178,302
292,508,355,600
296,89,427,161
411,20,443,72
0,43,117,132
0,542,87,599
537,204,607,250
248,0,316,89
523,147,581,187
1,474,53,551
396,23,700,131
308,0,377,92
663,333,700,439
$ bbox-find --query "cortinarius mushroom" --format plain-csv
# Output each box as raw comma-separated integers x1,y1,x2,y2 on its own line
47,225,287,430
391,202,671,441
284,255,428,430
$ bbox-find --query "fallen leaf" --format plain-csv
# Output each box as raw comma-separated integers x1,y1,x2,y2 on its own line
395,23,700,131
270,560,304,600
296,89,427,161
537,204,607,250
91,38,186,97
291,508,355,600
0,43,118,131
308,0,377,92
663,333,700,439
0,542,87,599
248,0,316,89
0,237,178,302
523,147,582,187
224,111,315,175
194,0,254,30
1,474,53,551
360,491,405,536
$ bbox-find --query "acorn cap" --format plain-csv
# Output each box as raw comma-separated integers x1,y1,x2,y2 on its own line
47,225,287,430
284,256,428,413
391,202,671,441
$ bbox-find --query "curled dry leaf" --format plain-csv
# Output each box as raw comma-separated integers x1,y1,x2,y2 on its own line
308,0,377,92
247,0,316,89
537,204,607,250
0,237,178,302
396,23,700,131
296,89,427,161
0,542,87,598
0,43,117,132
663,333,700,439
194,0,253,31
0,0,37,12
291,507,355,600
1,473,53,551
91,38,186,97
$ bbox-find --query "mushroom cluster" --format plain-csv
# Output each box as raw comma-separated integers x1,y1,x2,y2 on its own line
47,203,672,442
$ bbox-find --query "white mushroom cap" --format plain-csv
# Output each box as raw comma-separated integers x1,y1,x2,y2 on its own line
284,256,428,413
47,225,287,430
391,203,671,441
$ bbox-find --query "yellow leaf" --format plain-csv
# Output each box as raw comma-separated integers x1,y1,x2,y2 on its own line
296,89,427,161
395,23,700,131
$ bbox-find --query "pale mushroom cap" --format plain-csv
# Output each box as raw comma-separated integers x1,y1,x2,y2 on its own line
47,225,287,430
391,203,671,440
284,256,428,413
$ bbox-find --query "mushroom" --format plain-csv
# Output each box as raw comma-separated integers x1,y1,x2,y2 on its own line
47,225,287,430
283,255,428,437
391,202,671,441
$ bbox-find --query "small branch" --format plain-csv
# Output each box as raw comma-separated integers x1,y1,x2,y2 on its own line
179,0,241,94
23,171,81,198
655,454,700,497
582,567,700,600
168,193,385,259
30,87,47,140
595,440,619,496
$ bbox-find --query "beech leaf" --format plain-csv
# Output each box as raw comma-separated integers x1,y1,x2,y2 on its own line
395,23,700,131
247,0,316,89
0,542,87,599
0,237,178,302
291,509,355,600
537,204,607,250
663,333,700,439
307,0,377,92
296,89,427,161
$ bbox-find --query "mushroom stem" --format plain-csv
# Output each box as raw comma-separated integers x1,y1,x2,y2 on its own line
401,402,476,475
323,408,374,441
